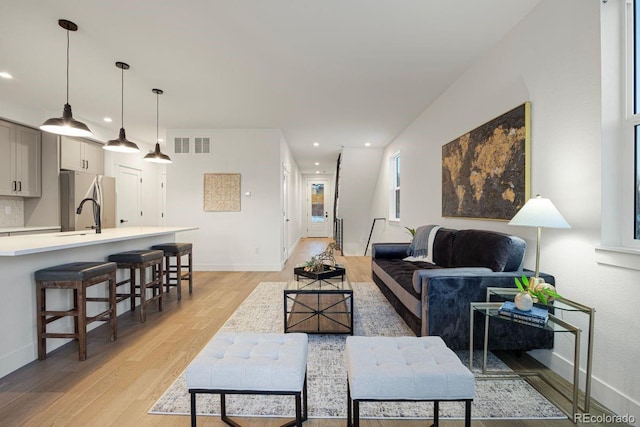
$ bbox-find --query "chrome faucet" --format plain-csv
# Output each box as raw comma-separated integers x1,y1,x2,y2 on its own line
76,198,101,234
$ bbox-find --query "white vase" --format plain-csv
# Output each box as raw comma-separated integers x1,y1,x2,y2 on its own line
514,292,533,311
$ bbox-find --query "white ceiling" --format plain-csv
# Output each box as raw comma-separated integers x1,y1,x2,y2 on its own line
0,0,540,174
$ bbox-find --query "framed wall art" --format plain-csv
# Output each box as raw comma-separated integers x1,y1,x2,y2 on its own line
441,102,531,221
203,173,241,212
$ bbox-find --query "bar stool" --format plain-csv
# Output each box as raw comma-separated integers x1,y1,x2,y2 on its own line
150,243,193,300
107,250,164,322
35,261,117,361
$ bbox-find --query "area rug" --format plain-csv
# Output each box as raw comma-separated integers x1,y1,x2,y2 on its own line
150,282,566,420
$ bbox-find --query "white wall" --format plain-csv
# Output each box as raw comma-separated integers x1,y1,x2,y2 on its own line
338,147,383,255
165,128,290,271
368,0,639,422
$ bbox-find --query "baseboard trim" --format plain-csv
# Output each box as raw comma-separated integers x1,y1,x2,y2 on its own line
530,350,640,421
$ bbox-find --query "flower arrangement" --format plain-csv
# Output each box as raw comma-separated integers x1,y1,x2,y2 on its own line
514,275,562,305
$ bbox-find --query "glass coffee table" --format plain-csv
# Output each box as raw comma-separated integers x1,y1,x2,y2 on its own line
284,265,353,334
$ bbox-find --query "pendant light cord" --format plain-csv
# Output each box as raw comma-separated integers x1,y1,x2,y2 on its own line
156,92,159,143
66,28,70,104
120,66,125,128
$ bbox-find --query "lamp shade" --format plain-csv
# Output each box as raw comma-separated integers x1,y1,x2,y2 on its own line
508,195,571,229
143,143,172,163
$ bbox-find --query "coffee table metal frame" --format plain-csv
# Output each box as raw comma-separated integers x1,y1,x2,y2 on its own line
469,287,595,421
284,270,353,335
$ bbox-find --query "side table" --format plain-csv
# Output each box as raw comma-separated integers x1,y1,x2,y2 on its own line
469,287,595,421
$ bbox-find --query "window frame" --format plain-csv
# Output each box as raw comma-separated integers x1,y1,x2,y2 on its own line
624,0,640,248
389,151,400,222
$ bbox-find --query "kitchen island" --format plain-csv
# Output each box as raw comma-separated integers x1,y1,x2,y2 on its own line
0,226,197,378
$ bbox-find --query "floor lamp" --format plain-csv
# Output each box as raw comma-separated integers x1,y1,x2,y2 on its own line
508,195,571,283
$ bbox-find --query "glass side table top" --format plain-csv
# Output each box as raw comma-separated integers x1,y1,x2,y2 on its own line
487,287,593,314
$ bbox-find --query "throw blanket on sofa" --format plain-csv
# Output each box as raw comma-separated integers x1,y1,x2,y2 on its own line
408,225,441,260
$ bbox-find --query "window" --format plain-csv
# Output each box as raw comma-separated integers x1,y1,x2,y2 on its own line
389,152,400,221
630,1,640,241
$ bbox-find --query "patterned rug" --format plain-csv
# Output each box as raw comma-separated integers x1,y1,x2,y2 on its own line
149,282,566,420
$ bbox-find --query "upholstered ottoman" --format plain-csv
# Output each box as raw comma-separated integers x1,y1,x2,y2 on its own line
345,336,475,427
186,332,309,427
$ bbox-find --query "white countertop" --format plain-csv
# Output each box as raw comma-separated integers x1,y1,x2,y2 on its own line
0,226,197,256
0,226,61,234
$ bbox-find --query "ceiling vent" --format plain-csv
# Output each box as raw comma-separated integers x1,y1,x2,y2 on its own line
174,137,190,154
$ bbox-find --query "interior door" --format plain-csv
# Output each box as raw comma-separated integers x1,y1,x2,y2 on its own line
116,165,142,227
306,178,330,237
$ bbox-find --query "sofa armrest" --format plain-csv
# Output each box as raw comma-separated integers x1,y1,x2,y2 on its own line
372,243,410,259
413,267,492,294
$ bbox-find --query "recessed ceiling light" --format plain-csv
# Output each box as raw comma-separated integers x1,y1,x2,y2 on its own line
103,117,113,123
313,142,319,147
314,162,319,166
0,71,13,79
365,142,371,147
316,171,320,174
157,138,164,143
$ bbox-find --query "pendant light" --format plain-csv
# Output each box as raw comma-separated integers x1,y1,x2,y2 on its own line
103,62,140,153
40,19,93,137
143,89,172,163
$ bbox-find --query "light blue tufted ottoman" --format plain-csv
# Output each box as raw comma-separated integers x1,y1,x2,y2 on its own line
345,335,475,427
186,331,308,427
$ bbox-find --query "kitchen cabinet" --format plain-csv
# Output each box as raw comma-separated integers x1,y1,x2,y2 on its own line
0,120,42,197
60,136,104,175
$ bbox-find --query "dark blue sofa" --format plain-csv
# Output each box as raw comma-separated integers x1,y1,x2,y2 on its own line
371,227,554,350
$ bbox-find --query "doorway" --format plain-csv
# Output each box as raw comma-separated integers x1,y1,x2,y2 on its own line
116,165,142,227
306,178,331,237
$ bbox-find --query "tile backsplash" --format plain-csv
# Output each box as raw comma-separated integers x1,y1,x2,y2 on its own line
0,197,24,227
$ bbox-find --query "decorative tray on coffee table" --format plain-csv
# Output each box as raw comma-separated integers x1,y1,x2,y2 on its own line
293,265,345,280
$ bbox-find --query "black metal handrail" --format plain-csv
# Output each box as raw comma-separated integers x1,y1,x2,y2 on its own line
364,217,386,256
334,217,344,256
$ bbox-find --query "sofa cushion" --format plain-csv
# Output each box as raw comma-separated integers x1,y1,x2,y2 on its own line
451,229,524,272
373,258,442,300
432,228,457,267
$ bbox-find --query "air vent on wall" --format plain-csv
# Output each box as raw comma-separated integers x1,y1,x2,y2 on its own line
174,137,189,154
195,137,210,154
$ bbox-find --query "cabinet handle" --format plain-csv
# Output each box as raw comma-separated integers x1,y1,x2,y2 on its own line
18,181,22,192
86,160,89,169
12,181,16,191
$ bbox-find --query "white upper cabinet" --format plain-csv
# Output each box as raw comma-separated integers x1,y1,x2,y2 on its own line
60,136,104,175
0,119,41,197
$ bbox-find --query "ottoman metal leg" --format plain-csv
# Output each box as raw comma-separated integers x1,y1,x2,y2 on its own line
190,391,197,427
433,400,439,426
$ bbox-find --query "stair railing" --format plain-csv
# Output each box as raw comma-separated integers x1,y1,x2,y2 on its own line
364,217,386,256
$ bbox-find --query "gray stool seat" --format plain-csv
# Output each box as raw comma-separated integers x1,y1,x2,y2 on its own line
108,249,164,264
35,261,118,361
35,261,117,282
150,242,193,300
151,242,192,254
345,336,475,427
108,249,164,322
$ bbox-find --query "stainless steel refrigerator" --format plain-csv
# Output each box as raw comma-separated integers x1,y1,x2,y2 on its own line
60,171,116,232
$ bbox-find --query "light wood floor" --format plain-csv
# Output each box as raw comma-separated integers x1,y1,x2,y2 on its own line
0,238,621,427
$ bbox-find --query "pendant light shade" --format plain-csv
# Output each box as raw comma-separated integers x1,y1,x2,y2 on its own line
103,62,140,153
40,19,93,137
143,89,172,164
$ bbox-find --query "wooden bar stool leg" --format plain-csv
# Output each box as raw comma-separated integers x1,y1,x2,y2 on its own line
36,282,46,360
129,268,136,312
109,273,117,341
73,288,79,339
188,251,193,294
158,262,163,312
140,266,147,323
77,282,87,361
164,256,170,293
176,254,182,300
